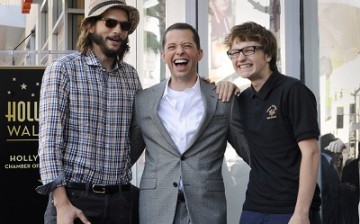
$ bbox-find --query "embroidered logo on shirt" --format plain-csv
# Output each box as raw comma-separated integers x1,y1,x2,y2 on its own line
266,105,277,120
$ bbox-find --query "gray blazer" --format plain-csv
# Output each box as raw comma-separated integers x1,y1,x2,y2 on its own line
131,79,250,224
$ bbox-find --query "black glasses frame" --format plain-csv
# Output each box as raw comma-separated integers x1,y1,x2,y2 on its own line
227,46,264,59
100,18,131,31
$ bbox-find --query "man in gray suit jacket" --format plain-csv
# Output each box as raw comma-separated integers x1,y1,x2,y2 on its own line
131,22,250,224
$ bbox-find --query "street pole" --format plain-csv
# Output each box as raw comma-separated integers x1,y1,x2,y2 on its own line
350,86,360,158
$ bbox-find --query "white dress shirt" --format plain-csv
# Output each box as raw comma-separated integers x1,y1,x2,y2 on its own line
158,77,204,154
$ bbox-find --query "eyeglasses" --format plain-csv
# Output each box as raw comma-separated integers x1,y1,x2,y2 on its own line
226,46,264,59
100,18,131,31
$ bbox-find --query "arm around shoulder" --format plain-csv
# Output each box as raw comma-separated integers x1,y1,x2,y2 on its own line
228,96,251,166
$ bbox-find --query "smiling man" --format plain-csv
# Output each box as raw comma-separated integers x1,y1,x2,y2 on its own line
224,21,322,224
36,1,141,223
130,22,250,224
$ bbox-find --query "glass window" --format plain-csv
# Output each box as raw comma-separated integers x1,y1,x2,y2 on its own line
318,1,360,223
40,1,49,48
207,1,281,223
53,0,63,26
68,13,84,50
141,0,166,88
208,0,281,91
319,1,360,158
68,0,85,9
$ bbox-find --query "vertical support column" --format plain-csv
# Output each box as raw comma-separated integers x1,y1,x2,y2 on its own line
195,0,209,79
280,0,301,79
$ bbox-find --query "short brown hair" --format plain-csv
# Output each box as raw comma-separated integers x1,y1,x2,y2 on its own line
162,23,201,50
224,21,278,71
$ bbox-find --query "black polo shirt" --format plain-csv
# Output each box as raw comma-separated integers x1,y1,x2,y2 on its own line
238,70,321,213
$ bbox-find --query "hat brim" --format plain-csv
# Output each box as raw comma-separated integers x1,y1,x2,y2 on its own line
84,3,139,34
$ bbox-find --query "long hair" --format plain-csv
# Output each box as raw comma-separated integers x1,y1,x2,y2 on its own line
76,17,130,61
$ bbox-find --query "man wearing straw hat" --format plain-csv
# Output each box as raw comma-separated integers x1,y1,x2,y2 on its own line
36,0,141,223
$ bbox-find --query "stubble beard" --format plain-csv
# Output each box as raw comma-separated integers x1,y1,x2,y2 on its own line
90,33,125,58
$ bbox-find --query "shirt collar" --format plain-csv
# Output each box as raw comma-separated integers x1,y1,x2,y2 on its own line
250,69,281,99
322,152,333,163
84,50,120,72
162,75,201,99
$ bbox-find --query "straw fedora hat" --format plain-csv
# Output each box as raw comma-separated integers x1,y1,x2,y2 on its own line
84,0,140,34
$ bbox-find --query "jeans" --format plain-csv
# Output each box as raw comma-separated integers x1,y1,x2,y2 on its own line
239,209,322,224
44,188,133,224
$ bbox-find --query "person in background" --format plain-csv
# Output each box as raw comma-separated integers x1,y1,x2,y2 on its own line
320,133,346,224
340,141,359,224
323,135,346,176
130,22,250,224
224,21,322,224
36,0,141,223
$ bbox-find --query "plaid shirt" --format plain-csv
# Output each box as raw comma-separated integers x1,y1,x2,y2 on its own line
38,51,142,191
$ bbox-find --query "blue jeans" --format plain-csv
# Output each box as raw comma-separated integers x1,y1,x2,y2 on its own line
44,188,133,224
239,210,322,224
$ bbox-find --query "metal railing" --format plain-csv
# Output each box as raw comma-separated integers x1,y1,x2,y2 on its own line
0,50,76,66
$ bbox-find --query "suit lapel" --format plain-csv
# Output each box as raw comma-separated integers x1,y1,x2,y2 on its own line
149,81,180,154
185,80,218,151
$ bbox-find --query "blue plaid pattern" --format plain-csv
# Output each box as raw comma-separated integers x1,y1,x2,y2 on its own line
38,50,142,186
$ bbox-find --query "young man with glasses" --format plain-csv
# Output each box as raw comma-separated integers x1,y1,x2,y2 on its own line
225,21,322,224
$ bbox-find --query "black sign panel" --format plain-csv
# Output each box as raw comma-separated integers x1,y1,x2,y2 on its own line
0,67,46,223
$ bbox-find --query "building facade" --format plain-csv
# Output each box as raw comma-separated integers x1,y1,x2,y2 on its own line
0,0,359,223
